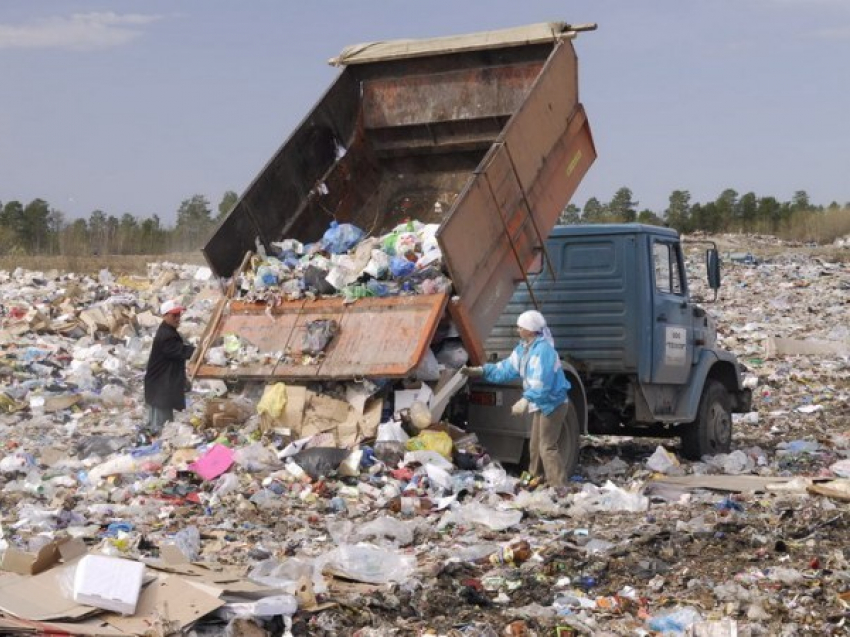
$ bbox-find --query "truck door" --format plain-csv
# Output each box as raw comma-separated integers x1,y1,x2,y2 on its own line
650,239,693,384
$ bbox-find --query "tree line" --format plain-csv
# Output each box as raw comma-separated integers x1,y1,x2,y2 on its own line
0,186,847,257
0,191,237,256
559,187,849,241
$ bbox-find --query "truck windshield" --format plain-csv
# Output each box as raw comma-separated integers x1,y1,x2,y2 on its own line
653,241,684,295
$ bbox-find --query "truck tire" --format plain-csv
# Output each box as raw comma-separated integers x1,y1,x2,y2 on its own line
680,379,732,460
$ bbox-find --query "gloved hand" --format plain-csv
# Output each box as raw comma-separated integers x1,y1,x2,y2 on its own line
511,397,529,416
460,366,484,378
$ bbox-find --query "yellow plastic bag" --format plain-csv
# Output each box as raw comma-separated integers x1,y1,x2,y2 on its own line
405,430,453,460
257,383,288,419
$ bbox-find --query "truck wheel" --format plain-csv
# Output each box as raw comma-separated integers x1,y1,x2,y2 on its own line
680,379,732,460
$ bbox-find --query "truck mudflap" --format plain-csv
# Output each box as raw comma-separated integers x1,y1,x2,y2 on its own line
191,292,448,381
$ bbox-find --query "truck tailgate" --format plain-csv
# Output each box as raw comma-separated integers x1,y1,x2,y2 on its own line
193,293,448,381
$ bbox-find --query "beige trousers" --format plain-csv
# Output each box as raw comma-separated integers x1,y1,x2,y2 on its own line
528,402,569,488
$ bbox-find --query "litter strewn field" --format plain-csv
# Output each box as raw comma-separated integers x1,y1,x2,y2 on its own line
0,234,847,636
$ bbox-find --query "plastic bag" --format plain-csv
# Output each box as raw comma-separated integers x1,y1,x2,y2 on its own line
257,383,288,419
302,319,339,356
364,250,390,279
322,221,365,254
389,256,415,278
570,480,649,516
325,264,357,290
454,502,523,531
205,346,227,367
366,279,390,297
408,401,432,430
303,265,336,295
647,606,702,633
646,445,683,476
414,348,441,381
234,443,280,472
249,557,313,591
354,516,415,546
380,231,400,255
374,441,405,466
170,525,201,562
394,232,419,256
318,544,415,585
405,430,453,459
377,421,409,444
435,339,469,368
291,447,349,479
213,472,240,496
254,264,278,288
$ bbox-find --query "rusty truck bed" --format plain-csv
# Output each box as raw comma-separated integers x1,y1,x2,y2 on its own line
196,22,596,381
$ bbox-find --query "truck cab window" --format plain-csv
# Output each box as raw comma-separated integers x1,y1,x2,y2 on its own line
653,242,683,295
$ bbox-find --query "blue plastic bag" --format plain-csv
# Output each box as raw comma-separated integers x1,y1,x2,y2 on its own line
366,279,390,297
389,256,415,278
322,221,365,254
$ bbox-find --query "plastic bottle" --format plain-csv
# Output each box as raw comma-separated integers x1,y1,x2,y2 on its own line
386,495,434,515
476,540,533,567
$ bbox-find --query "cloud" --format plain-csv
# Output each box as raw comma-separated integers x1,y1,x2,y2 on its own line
0,12,163,50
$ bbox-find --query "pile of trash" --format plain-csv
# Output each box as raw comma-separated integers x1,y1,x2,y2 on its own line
238,219,452,305
0,237,847,636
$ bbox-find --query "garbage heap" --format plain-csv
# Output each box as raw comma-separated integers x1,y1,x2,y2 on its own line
0,237,847,636
235,219,450,305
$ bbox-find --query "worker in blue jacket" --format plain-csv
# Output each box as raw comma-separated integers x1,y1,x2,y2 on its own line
463,310,571,488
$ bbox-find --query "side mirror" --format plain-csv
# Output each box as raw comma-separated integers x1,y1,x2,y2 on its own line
706,248,721,290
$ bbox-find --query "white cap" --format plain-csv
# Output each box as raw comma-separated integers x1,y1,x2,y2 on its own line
517,310,546,332
159,299,185,316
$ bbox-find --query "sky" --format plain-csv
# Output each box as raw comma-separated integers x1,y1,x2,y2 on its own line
2,1,849,224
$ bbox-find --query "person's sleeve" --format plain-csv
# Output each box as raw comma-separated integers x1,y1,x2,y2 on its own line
482,350,521,384
522,345,559,404
160,335,189,360
182,343,196,360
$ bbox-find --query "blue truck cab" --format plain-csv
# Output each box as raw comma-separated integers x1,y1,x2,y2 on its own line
465,224,752,472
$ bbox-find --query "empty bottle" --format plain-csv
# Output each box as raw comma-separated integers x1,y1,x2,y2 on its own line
476,540,533,567
386,495,434,515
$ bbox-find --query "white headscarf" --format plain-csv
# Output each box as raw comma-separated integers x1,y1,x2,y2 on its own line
517,310,554,346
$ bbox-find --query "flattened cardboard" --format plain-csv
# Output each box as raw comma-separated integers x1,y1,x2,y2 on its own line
649,475,794,493
103,575,223,634
0,563,98,622
356,398,382,443
259,384,308,433
0,617,126,636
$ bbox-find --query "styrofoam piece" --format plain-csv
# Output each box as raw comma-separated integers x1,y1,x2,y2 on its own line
72,555,145,615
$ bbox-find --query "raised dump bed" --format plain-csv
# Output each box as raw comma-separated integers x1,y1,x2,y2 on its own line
196,22,596,381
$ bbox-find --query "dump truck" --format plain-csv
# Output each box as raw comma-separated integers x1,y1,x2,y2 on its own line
196,22,752,475
464,224,752,471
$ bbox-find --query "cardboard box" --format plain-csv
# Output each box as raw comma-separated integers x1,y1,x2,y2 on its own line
1,538,86,576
